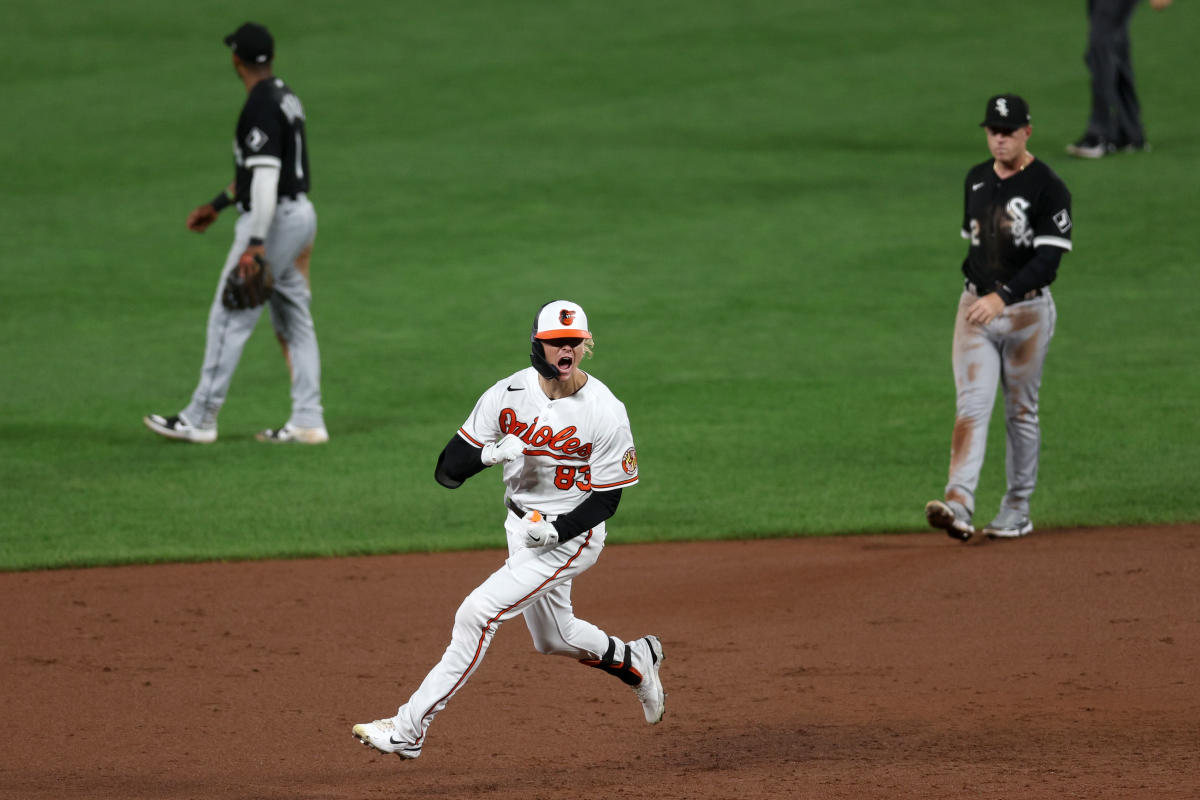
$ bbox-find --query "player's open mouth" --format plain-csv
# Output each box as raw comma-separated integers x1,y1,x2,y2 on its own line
557,356,573,374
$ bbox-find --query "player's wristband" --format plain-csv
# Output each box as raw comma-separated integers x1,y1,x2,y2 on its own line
211,191,233,211
248,236,265,247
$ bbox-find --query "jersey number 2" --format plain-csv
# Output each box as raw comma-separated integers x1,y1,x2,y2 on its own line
554,466,591,490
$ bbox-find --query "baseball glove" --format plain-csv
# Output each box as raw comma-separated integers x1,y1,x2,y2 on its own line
221,252,274,310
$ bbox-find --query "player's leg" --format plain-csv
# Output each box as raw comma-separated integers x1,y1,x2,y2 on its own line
522,568,666,724
262,197,326,437
995,292,1057,530
179,216,269,430
379,523,604,753
941,291,1002,524
521,580,610,658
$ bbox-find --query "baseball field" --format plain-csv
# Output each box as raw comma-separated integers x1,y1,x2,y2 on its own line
2,1,1198,797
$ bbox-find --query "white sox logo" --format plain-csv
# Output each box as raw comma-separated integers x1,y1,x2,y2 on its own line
245,127,268,152
1005,196,1033,246
995,98,1009,117
498,408,592,460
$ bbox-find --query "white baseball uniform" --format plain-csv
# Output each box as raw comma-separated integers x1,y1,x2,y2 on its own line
385,366,643,750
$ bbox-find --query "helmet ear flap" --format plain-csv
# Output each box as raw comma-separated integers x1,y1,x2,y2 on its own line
531,340,559,379
530,302,558,379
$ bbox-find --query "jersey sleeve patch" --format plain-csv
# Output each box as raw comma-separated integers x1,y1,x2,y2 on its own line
1052,209,1072,233
245,127,269,152
621,447,637,476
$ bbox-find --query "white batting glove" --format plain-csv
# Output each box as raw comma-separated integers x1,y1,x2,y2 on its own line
480,434,524,466
524,516,559,549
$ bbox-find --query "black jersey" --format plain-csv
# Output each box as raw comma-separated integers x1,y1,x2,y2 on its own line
960,158,1071,293
233,77,310,211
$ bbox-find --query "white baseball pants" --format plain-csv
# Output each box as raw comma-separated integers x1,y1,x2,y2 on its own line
388,512,632,749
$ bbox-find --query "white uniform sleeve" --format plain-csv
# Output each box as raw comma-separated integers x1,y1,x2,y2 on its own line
457,381,505,449
585,403,639,491
246,164,280,241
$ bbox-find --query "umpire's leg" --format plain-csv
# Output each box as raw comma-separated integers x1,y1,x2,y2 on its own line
1084,0,1141,141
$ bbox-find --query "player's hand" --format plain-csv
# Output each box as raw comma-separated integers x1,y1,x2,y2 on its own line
237,243,267,280
965,293,1005,326
1149,0,1172,10
523,511,559,548
481,434,524,466
186,204,219,233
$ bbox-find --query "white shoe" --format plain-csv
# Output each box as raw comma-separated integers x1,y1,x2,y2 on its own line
143,412,217,443
633,635,666,724
255,423,329,444
983,509,1033,539
351,718,422,759
925,499,974,541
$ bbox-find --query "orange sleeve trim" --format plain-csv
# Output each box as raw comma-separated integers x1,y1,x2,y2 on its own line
457,428,485,448
590,476,639,489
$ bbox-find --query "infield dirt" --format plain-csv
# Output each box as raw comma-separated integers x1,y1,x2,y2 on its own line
2,525,1197,799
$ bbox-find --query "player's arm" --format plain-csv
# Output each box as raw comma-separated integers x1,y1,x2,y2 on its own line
434,435,488,489
236,164,280,276
996,246,1066,304
997,179,1072,303
186,181,236,233
523,489,622,548
434,431,524,488
549,489,622,542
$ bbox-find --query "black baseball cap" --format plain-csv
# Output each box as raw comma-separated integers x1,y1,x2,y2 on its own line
224,22,274,64
980,94,1031,130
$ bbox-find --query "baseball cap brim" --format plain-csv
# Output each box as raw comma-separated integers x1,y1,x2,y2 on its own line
534,328,592,340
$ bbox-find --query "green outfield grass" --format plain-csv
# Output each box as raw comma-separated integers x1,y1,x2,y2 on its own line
2,0,1197,570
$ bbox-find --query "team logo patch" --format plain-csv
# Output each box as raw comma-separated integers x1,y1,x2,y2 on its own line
995,98,1009,117
621,447,638,476
559,309,576,325
1053,209,1072,233
245,127,268,152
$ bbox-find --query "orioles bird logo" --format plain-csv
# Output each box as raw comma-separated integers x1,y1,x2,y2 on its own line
559,309,576,325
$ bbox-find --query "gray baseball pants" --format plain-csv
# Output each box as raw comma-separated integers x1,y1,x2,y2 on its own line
943,288,1056,520
182,195,324,430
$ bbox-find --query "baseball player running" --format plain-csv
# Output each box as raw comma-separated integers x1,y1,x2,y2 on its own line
144,22,327,445
926,94,1072,541
352,300,664,760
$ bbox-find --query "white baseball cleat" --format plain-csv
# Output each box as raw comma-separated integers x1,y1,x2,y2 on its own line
983,508,1033,539
633,635,666,724
925,499,975,542
143,412,217,443
255,423,329,444
351,718,422,760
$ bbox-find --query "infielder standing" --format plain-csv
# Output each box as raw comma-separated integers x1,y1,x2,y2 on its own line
144,22,328,445
352,300,664,760
926,95,1073,541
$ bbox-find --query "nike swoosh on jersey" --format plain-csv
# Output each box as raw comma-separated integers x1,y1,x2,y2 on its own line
972,182,986,191
506,386,525,392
